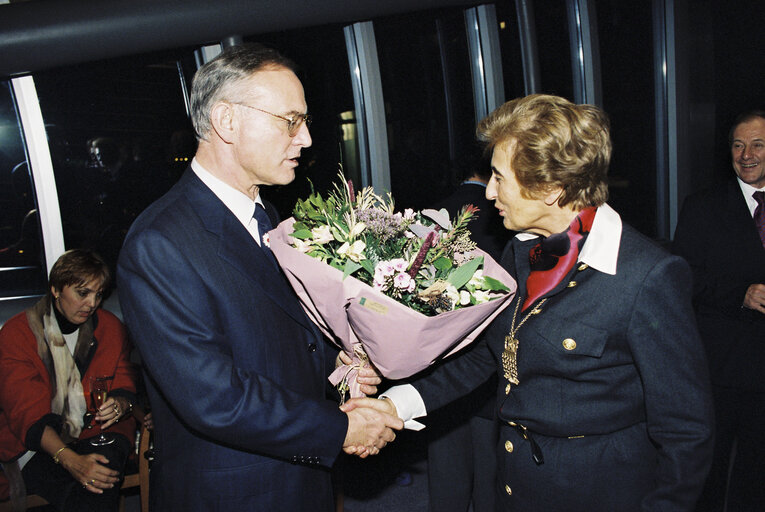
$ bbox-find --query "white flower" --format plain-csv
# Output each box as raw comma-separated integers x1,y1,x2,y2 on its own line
263,233,271,248
349,222,366,238
311,225,333,244
403,208,416,221
444,284,460,308
338,240,366,262
393,272,412,290
375,261,396,278
293,238,312,253
391,258,409,273
468,270,484,288
472,289,491,304
459,290,472,305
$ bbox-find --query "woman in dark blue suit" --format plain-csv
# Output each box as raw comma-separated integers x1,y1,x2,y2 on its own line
345,94,714,511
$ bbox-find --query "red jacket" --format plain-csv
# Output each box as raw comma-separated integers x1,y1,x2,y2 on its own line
0,306,138,499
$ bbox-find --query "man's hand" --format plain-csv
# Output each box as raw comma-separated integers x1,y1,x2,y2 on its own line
340,398,402,458
743,283,765,314
337,351,382,396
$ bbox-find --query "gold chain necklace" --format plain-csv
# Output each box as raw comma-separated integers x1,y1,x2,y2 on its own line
502,297,546,395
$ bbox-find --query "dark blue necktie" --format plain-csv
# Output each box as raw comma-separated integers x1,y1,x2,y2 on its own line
253,202,273,247
253,203,278,267
754,191,765,249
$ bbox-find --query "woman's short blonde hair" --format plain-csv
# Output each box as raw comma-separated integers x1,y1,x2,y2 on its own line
477,94,611,209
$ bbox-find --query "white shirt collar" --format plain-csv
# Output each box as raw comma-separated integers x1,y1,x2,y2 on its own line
514,203,622,276
191,158,264,229
736,177,765,217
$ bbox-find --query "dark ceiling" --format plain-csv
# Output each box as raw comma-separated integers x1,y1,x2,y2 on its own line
0,0,480,78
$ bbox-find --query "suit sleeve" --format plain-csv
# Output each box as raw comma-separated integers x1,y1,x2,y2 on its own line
117,228,347,466
411,331,497,418
627,254,714,511
673,196,752,313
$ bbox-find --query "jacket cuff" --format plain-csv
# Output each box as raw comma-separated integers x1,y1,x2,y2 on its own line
25,413,62,452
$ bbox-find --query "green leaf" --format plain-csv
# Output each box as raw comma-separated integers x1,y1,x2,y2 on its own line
433,256,452,272
291,229,313,240
360,259,376,276
446,256,483,289
342,260,362,280
482,275,511,292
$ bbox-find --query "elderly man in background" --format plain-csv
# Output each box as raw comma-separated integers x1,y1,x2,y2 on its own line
673,110,765,512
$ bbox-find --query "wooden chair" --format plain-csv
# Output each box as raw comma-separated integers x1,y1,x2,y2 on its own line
0,423,151,512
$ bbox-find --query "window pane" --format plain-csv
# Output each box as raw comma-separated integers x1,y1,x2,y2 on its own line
495,1,527,101
32,50,196,273
0,80,46,299
533,0,574,100
596,0,657,237
250,25,360,218
375,9,476,211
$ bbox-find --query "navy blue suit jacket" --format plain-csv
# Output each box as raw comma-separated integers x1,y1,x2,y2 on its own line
412,215,714,511
118,169,347,511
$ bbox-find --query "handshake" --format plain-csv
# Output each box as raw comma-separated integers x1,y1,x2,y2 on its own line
336,353,403,458
341,396,401,458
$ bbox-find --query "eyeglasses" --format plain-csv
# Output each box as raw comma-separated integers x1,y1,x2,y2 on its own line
232,103,312,136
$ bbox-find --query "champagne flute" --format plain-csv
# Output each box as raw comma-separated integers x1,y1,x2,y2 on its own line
89,375,115,446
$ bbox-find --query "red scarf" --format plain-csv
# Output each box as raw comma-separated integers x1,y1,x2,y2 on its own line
522,207,597,311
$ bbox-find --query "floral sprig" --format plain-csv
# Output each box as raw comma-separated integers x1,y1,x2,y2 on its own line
289,172,509,316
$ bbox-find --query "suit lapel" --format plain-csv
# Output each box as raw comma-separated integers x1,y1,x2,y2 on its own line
180,170,317,333
723,180,765,257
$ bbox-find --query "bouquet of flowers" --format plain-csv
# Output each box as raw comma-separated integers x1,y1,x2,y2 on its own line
268,174,516,399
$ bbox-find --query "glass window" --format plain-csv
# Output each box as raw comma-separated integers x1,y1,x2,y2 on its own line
251,25,361,219
32,50,196,273
375,9,477,211
532,0,574,100
0,80,46,299
596,0,657,238
494,1,528,101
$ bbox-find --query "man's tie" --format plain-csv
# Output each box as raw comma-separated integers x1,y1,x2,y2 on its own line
253,202,273,247
253,203,278,268
754,191,765,249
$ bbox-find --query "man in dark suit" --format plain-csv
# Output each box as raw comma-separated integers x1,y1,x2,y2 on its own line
673,110,765,512
346,94,714,511
117,43,402,512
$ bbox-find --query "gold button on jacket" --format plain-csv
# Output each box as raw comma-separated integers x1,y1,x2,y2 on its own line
562,338,577,350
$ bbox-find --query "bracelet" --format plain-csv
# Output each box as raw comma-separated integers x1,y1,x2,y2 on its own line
52,446,69,464
126,401,133,415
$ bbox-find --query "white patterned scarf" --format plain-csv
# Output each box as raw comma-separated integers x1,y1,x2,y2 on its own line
26,297,89,441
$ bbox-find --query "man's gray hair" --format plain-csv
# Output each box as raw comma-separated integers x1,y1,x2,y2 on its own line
189,43,296,141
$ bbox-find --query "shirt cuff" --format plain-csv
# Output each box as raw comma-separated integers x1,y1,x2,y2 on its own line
379,384,427,431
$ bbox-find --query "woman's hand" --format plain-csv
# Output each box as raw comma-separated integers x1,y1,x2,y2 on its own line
337,351,382,396
57,449,120,494
96,396,131,429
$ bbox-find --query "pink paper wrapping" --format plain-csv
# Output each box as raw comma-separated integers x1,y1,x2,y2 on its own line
268,217,517,397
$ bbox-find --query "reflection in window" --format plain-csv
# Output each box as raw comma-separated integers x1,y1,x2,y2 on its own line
532,0,574,101
596,0,656,238
0,80,46,298
494,1,526,102
375,9,476,211
252,26,361,219
32,50,196,273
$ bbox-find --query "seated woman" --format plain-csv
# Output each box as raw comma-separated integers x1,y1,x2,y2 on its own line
0,249,138,511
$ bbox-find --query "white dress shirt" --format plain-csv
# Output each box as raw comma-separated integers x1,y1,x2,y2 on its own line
737,177,765,217
191,158,267,245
